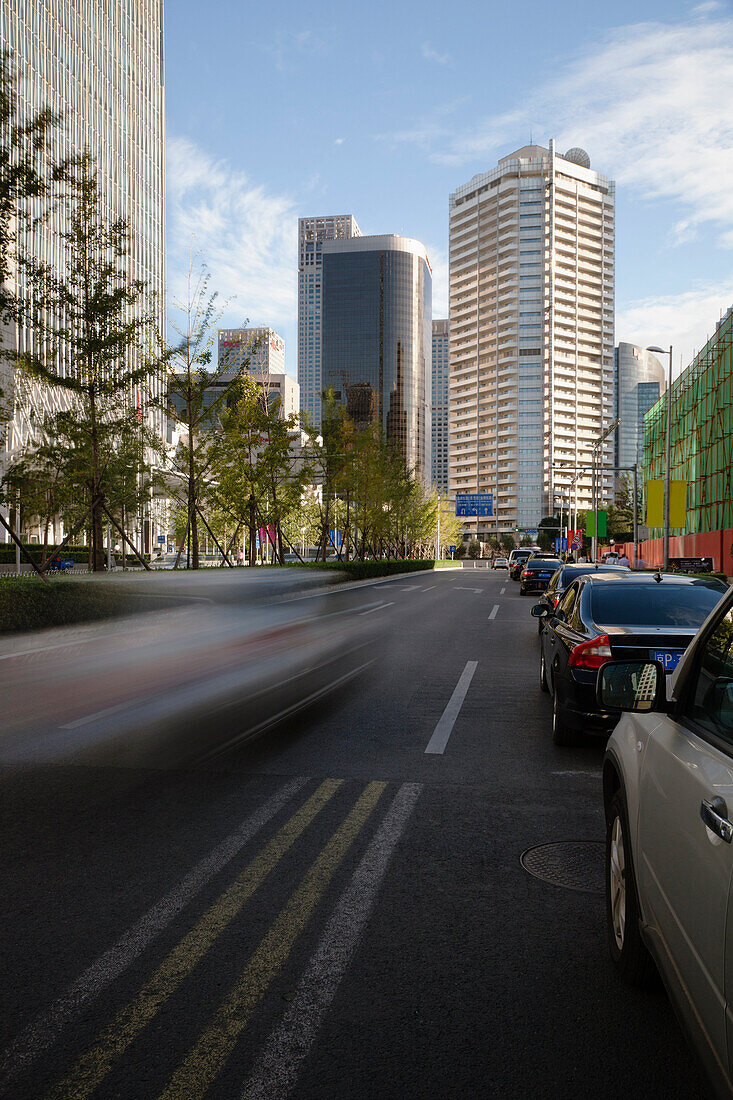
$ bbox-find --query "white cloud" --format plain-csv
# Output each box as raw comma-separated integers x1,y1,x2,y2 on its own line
421,41,453,67
394,17,733,248
616,281,733,371
166,136,297,334
334,137,344,146
692,1,724,14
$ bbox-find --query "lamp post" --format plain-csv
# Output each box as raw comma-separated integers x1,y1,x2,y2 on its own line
647,345,673,569
591,418,620,562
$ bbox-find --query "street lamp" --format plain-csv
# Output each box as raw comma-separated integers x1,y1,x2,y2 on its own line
591,417,620,561
647,345,673,569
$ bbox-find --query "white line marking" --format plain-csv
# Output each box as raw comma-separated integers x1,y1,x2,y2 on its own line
551,770,602,778
396,584,420,591
424,661,478,755
359,602,394,616
421,586,436,592
0,633,118,662
453,586,482,593
241,782,422,1100
500,587,506,595
488,604,499,620
0,778,308,1094
60,701,132,729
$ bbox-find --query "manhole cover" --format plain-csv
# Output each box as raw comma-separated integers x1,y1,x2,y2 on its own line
520,841,604,894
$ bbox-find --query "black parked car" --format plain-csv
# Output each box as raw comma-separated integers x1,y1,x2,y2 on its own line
533,564,630,633
518,557,563,595
533,572,728,745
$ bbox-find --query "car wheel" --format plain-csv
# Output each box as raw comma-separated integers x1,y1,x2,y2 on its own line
551,684,576,746
539,648,549,693
519,586,526,596
606,789,654,986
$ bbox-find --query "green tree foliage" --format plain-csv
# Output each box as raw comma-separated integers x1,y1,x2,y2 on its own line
162,257,252,568
12,153,160,570
467,538,481,559
0,48,65,437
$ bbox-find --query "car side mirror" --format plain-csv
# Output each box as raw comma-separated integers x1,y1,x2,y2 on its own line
596,660,666,713
530,604,548,618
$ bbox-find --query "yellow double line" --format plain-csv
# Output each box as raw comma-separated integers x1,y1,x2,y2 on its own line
49,778,386,1100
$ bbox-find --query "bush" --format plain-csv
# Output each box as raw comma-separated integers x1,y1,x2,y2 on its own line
467,539,481,560
0,577,176,634
288,559,435,581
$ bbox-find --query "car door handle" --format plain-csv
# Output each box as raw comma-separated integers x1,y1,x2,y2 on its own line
700,797,733,842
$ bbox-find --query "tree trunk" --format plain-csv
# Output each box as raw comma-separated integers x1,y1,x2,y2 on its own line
249,493,257,567
88,384,106,571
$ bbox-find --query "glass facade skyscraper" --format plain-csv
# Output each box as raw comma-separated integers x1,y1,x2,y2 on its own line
0,0,166,480
614,342,665,471
298,215,361,429
321,234,432,480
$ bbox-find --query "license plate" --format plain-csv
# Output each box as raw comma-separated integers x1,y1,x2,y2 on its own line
652,650,684,672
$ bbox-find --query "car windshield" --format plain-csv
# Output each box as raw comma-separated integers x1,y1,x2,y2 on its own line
527,559,561,570
590,581,726,627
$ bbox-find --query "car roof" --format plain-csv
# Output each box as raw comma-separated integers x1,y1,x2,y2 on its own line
582,572,727,588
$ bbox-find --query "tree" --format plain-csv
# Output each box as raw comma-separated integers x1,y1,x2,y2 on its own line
163,255,251,568
520,535,533,547
537,514,560,552
0,48,66,558
500,533,515,554
467,538,481,559
14,152,160,570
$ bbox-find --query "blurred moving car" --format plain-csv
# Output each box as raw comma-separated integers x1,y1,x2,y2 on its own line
0,581,372,769
534,572,728,745
598,582,733,1096
518,557,563,596
492,557,509,570
533,564,630,633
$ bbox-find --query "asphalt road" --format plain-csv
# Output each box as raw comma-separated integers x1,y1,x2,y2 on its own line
0,565,710,1098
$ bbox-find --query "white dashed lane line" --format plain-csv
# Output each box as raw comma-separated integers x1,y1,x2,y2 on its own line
359,602,394,616
424,661,478,755
488,605,499,620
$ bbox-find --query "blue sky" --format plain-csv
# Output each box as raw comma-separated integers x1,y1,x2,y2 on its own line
165,0,733,379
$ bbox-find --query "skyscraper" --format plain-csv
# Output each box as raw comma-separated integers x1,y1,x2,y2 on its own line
449,142,615,538
432,319,449,493
218,327,286,378
298,215,361,429
615,343,666,471
321,234,432,480
0,0,166,537
217,327,298,420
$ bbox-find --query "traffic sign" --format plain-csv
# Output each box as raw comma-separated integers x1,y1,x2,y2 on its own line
455,493,493,517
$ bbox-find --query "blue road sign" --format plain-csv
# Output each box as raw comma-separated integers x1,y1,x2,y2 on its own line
455,493,493,517
555,537,568,552
522,527,538,535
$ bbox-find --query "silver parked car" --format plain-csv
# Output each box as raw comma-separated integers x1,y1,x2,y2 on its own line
599,583,733,1097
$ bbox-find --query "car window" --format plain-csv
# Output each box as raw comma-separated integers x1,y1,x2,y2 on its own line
558,583,577,618
688,606,733,746
590,581,725,627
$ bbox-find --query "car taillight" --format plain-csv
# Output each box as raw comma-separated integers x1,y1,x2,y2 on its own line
553,595,562,608
522,570,530,579
568,634,612,670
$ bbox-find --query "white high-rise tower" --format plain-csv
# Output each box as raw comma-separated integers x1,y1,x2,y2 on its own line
449,142,615,538
298,215,361,428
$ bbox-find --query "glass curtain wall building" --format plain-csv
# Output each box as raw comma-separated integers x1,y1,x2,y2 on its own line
614,343,665,471
0,0,166,543
432,319,449,492
321,234,432,481
644,308,733,535
298,215,361,429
